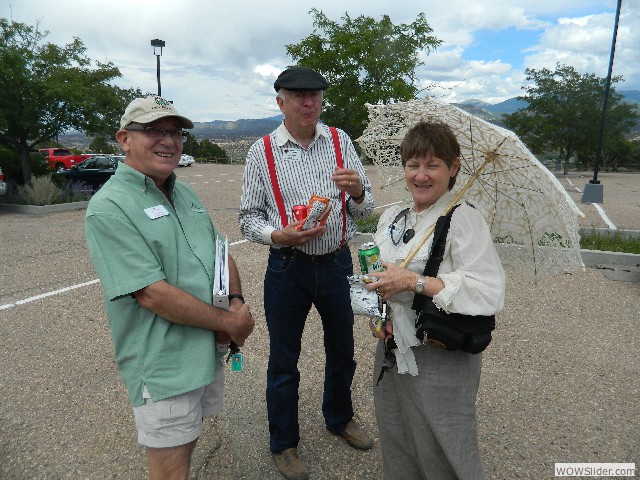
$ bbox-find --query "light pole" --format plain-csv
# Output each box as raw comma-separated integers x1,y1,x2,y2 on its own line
581,0,622,204
150,39,165,97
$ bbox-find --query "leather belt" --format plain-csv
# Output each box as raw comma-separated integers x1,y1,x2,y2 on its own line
271,245,348,264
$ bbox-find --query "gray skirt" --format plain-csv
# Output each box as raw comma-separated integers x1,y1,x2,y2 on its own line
373,341,485,480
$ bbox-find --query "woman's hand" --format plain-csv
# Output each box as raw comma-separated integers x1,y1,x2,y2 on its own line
369,317,394,341
363,262,418,300
364,262,445,299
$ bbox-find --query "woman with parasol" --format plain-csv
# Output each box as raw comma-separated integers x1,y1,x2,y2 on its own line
364,121,505,479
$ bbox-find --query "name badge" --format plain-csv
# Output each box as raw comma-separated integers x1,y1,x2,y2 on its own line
283,148,302,162
144,205,170,219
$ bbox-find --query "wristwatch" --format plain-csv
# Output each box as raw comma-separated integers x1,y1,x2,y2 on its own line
228,293,245,303
350,188,366,202
414,275,426,294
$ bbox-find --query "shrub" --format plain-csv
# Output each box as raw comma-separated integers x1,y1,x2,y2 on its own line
17,176,63,205
356,213,381,233
580,229,640,254
61,181,94,202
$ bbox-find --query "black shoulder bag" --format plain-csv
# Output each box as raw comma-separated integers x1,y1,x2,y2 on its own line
411,205,495,354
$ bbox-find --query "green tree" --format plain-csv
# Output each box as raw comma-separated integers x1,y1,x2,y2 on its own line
197,139,229,163
181,134,199,157
0,19,141,183
504,63,638,175
88,135,117,154
285,9,441,140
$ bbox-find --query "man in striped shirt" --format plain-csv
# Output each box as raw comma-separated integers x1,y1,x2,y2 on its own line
239,66,375,480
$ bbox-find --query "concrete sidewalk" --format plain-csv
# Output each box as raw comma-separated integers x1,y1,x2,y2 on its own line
0,165,638,479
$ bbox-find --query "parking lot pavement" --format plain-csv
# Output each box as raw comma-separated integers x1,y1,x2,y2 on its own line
0,164,638,479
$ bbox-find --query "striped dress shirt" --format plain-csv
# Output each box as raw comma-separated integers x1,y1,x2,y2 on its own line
239,122,374,255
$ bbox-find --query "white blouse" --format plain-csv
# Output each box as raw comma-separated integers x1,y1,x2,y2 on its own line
372,190,505,375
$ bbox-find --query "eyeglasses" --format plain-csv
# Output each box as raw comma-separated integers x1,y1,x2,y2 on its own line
125,126,188,143
389,208,415,246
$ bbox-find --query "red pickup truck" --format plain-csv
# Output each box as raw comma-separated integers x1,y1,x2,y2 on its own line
38,148,92,172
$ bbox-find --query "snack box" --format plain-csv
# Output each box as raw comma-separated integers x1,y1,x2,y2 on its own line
296,195,333,230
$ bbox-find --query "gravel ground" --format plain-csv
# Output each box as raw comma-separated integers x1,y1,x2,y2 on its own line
0,164,637,479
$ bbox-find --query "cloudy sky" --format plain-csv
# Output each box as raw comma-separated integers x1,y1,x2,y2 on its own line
3,0,638,122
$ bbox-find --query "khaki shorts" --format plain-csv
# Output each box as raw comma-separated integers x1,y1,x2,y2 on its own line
133,368,224,448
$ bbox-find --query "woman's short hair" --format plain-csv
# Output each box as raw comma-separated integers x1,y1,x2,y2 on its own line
400,121,461,190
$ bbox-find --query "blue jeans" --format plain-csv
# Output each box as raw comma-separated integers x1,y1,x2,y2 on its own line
264,247,356,453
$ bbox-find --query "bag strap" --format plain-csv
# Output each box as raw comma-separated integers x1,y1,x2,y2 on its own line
411,204,461,313
263,128,347,245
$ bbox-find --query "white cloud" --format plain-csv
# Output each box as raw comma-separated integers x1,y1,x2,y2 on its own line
524,7,639,90
2,0,637,121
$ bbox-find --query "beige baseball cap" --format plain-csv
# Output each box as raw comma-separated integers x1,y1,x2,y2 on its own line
120,95,194,129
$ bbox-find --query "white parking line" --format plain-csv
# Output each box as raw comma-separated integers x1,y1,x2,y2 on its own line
375,201,402,210
1,241,249,311
1,279,101,311
565,178,582,193
593,204,617,230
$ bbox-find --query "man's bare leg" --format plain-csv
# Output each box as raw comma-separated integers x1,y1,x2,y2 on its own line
146,439,198,480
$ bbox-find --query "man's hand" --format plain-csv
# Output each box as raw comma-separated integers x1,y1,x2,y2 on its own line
133,281,255,345
331,167,363,199
216,295,251,345
225,303,255,347
271,221,326,246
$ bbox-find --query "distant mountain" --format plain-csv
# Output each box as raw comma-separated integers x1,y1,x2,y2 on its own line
451,102,502,125
452,90,639,129
619,89,640,104
60,91,639,145
189,96,534,137
192,115,283,139
485,98,529,114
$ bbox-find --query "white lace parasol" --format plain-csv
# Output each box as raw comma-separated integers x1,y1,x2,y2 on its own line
357,97,585,282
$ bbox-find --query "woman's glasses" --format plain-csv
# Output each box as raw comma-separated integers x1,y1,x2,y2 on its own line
389,208,415,246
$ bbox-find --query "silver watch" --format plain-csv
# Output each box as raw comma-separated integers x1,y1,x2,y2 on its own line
414,274,426,294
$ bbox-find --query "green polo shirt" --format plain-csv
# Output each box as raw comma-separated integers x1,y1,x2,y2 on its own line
85,162,221,406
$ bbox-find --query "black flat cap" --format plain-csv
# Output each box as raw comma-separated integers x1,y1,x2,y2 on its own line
274,66,328,91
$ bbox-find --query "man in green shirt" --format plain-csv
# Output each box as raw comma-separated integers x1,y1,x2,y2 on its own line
85,96,254,479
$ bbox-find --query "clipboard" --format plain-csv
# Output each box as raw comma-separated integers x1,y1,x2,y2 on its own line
212,234,229,310
211,234,244,371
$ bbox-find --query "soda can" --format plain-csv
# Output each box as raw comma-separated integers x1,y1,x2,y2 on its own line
358,242,384,274
292,204,308,222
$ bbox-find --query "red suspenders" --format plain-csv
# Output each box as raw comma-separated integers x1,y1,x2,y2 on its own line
263,127,347,246
263,134,289,227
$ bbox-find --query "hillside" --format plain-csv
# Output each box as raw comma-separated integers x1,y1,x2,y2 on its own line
454,89,639,129
59,90,639,146
192,115,283,138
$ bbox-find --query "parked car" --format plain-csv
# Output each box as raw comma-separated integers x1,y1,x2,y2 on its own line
0,166,7,196
38,148,93,172
57,155,122,189
178,154,195,167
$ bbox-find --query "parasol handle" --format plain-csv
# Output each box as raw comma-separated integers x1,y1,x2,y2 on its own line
398,148,500,269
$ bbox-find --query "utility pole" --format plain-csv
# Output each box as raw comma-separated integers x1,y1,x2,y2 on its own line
581,0,622,204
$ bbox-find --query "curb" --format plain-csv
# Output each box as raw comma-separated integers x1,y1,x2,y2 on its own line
580,249,640,283
353,232,640,283
0,201,89,215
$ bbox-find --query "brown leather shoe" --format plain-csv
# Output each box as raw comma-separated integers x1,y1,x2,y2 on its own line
273,447,309,480
333,419,374,450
